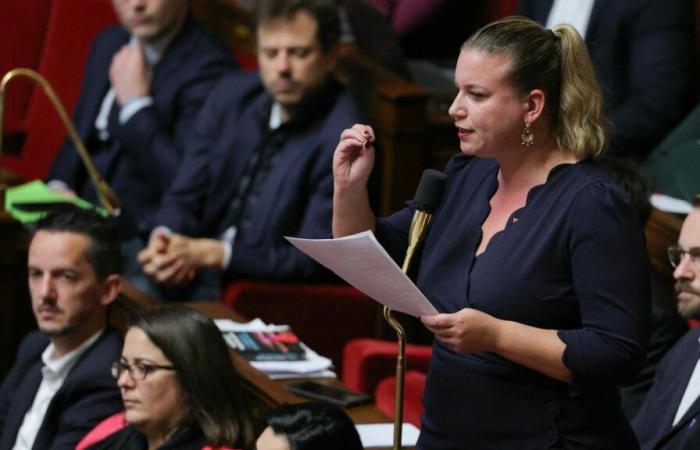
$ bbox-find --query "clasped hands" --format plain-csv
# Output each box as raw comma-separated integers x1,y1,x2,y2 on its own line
138,231,224,286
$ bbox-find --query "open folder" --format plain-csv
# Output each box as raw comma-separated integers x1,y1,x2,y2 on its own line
286,231,438,317
4,180,105,223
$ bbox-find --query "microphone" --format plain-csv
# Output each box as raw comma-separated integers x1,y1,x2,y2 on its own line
401,169,447,272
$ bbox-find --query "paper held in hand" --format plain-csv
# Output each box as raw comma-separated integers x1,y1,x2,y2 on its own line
285,230,438,317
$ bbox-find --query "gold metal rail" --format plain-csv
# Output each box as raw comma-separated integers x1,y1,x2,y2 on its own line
0,68,121,213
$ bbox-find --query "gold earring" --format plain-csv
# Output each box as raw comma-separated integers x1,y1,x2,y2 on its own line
520,122,534,147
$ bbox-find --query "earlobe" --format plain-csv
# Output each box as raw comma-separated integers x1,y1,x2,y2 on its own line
323,43,340,71
100,275,122,307
524,89,546,124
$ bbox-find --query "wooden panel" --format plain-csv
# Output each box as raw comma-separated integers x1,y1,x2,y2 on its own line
645,208,685,285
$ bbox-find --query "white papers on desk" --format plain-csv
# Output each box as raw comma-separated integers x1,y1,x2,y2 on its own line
214,319,335,379
650,193,693,214
356,423,420,448
286,231,438,317
254,343,335,379
214,318,289,332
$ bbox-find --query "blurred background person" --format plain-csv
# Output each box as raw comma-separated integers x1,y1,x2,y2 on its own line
46,0,237,299
518,0,694,159
138,0,363,294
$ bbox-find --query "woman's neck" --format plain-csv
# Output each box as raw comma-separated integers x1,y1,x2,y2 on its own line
496,140,579,195
144,422,181,450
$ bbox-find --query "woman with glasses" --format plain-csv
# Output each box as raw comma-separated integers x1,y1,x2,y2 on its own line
79,306,255,450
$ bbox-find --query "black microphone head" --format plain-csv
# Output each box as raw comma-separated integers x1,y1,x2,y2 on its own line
414,169,447,213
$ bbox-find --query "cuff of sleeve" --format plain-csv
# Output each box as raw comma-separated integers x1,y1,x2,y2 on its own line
149,225,172,242
119,96,154,124
220,241,232,270
47,179,72,192
219,227,237,270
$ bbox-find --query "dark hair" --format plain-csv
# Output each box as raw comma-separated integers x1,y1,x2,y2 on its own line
266,402,363,450
128,307,255,448
596,157,653,225
463,16,606,159
32,205,122,278
254,0,340,52
693,194,700,208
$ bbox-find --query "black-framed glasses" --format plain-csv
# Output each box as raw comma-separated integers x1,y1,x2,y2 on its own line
667,245,700,270
111,359,176,381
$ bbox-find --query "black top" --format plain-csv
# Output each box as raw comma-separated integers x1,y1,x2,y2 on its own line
86,425,206,450
376,156,651,449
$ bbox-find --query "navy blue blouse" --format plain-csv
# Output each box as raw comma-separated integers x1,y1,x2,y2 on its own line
376,156,650,449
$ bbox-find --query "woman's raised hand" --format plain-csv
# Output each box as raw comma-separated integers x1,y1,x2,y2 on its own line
333,124,376,191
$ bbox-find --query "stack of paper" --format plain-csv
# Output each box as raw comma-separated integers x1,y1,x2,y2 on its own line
215,318,335,379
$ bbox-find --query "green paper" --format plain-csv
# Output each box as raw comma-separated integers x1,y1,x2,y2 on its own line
4,180,106,223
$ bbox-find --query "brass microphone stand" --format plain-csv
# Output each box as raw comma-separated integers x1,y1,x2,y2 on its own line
385,209,433,450
0,68,121,213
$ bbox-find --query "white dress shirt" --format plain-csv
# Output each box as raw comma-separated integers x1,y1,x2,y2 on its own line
94,33,176,142
545,0,595,38
11,330,104,450
48,31,178,193
672,336,700,426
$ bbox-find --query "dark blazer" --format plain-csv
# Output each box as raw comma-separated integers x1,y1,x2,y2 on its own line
0,329,123,450
47,17,236,233
634,328,700,450
155,71,363,281
517,0,693,159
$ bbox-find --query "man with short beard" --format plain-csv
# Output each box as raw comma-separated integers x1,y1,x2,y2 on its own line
634,194,700,450
138,0,364,289
0,206,123,450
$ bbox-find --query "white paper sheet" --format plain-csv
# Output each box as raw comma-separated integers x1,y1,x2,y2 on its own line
214,318,289,333
650,193,693,214
356,423,420,447
286,231,438,317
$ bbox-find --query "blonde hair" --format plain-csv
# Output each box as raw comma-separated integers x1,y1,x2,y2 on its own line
463,16,607,159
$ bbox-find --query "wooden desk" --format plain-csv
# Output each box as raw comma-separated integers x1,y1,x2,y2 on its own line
182,301,390,425
645,207,685,284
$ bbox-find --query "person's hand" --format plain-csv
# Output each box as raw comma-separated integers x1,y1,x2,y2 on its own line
139,232,196,286
333,123,376,192
139,233,224,286
109,44,151,104
421,308,503,353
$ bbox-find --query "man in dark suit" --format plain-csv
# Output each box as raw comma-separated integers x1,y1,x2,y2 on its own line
0,206,123,450
47,0,236,236
518,0,693,159
634,194,700,450
137,0,363,290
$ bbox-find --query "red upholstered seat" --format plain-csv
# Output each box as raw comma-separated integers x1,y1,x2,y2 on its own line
374,370,427,427
1,0,117,181
342,338,432,427
0,0,51,137
342,338,431,394
220,280,384,373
